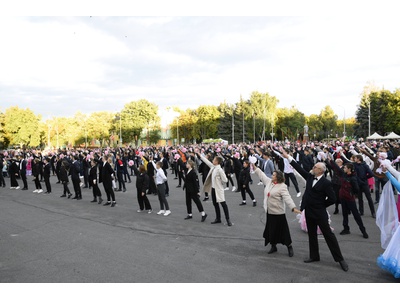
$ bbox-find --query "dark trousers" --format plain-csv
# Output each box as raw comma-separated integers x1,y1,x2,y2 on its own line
374,176,388,203
285,172,300,193
211,188,230,221
83,168,89,187
186,191,204,214
240,184,255,201
62,182,71,195
72,179,81,197
117,172,126,190
0,171,5,186
234,171,241,192
333,184,341,211
10,173,19,187
92,184,102,198
21,172,28,189
342,200,366,233
44,176,51,192
103,183,115,202
137,189,152,210
305,213,344,262
226,173,235,187
157,183,169,210
123,169,131,182
358,184,375,215
34,177,42,190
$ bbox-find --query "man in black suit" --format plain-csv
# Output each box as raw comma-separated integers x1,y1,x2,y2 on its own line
43,157,52,194
101,154,116,207
18,154,28,190
281,149,349,272
70,155,82,200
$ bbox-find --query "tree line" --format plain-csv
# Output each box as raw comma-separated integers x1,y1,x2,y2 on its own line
1,85,399,149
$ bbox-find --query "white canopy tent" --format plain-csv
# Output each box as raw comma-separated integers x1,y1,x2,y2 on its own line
382,132,400,139
366,132,384,140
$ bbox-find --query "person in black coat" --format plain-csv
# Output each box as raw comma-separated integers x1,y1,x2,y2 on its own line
199,152,212,200
89,160,103,204
18,154,28,190
281,149,349,272
0,154,5,187
32,158,43,193
101,155,116,207
238,160,256,207
59,160,72,198
182,160,207,222
70,155,82,200
301,148,314,173
43,157,52,194
8,157,20,189
132,164,152,212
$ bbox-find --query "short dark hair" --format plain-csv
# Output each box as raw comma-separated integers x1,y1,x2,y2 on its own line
344,163,354,172
214,156,223,165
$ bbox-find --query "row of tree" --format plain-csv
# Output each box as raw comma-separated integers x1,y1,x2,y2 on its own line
1,85,398,149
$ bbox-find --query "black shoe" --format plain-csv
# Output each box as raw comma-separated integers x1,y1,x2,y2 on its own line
98,199,103,205
184,215,193,220
90,199,97,203
211,219,221,224
253,201,257,207
60,194,66,198
123,188,126,192
72,196,78,199
176,185,181,188
339,260,349,272
226,219,232,226
239,202,246,206
362,231,369,239
76,197,82,200
304,258,320,263
203,197,209,201
56,181,60,184
268,245,277,254
68,194,72,199
111,202,116,207
288,245,294,257
333,209,339,214
340,229,350,235
22,188,28,190
103,202,111,206
201,214,207,222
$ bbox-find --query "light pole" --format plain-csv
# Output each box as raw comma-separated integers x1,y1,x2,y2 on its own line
176,118,179,145
242,111,245,143
338,105,346,137
232,107,235,145
368,101,371,137
115,115,122,146
253,111,255,144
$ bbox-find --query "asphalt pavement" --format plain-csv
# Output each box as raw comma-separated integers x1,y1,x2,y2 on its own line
0,170,399,283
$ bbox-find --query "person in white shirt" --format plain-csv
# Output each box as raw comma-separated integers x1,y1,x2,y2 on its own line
152,161,171,216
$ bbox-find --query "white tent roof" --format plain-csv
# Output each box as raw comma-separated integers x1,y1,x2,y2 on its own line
382,132,400,139
366,132,384,140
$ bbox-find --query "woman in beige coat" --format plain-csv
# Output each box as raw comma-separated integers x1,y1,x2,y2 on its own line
195,149,232,226
252,163,301,257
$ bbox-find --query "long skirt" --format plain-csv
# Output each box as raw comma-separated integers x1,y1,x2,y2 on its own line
263,212,292,246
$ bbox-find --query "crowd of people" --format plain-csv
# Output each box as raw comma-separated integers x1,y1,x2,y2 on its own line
1,137,400,275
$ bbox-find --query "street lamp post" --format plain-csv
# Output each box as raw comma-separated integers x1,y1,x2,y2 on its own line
368,101,371,137
338,105,346,138
232,108,235,145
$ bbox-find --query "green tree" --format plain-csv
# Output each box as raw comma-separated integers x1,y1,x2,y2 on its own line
4,106,42,148
86,111,114,147
275,106,305,141
120,99,160,146
319,106,338,139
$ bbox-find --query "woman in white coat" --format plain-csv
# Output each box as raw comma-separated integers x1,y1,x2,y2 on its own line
252,162,301,257
195,149,232,226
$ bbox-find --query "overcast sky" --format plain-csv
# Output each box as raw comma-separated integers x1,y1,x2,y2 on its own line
1,2,399,127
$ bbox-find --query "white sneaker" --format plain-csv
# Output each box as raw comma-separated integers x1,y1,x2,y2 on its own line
147,210,152,214
33,189,38,193
137,209,143,213
37,189,43,193
15,186,20,190
10,187,15,189
232,186,237,192
257,182,263,185
297,192,301,198
164,210,171,216
157,210,165,215
224,187,229,191
80,182,84,187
